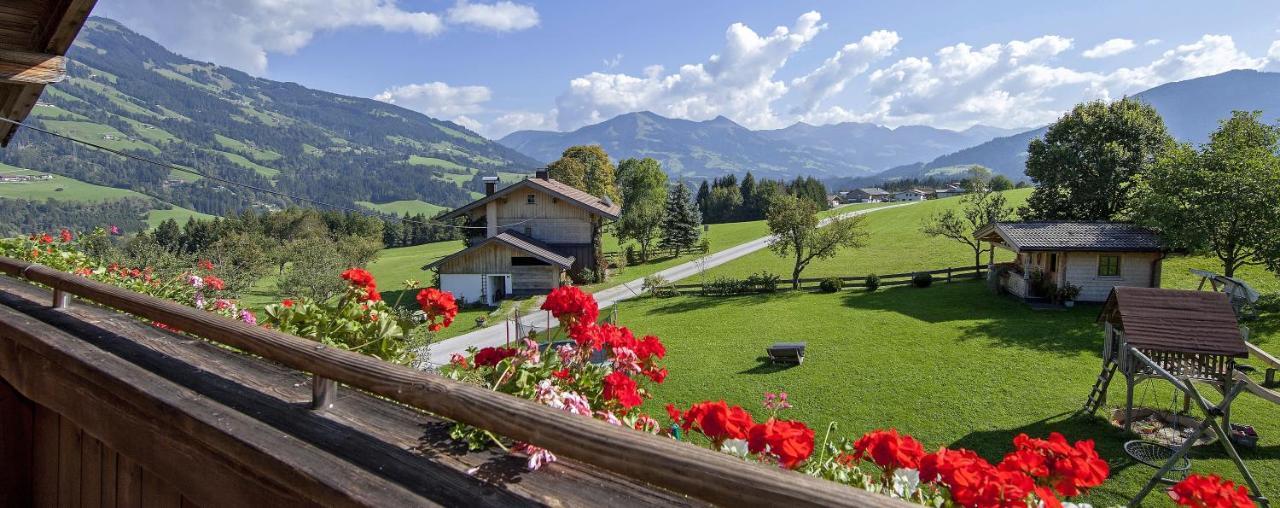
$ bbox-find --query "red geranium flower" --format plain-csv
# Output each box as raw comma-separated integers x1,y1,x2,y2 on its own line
602,370,642,409
204,275,226,291
747,418,815,469
59,229,73,243
1000,432,1108,497
643,367,667,383
1169,474,1256,508
922,446,1039,508
474,346,517,367
416,288,458,331
39,233,53,244
676,400,755,445
198,259,215,271
852,428,926,471
540,286,599,327
340,267,376,288
636,334,666,361
282,298,295,308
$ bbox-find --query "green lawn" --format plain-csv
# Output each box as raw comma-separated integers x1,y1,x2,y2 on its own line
612,281,1279,507
357,200,448,217
214,134,282,161
0,165,148,202
408,155,467,171
146,206,214,228
207,149,279,177
41,120,160,154
702,190,1032,280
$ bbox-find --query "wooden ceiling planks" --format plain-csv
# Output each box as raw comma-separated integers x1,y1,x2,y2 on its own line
0,0,96,146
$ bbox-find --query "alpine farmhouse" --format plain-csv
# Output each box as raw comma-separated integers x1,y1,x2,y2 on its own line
427,171,620,305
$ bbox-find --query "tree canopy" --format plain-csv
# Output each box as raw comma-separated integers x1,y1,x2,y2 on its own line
616,158,669,261
1134,110,1280,277
550,145,621,202
1023,98,1173,220
766,194,866,288
661,181,703,256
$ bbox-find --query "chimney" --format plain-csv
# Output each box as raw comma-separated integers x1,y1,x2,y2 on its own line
534,169,549,180
482,176,498,196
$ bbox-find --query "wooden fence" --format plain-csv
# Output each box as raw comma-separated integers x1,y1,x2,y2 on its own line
0,256,907,507
669,265,988,292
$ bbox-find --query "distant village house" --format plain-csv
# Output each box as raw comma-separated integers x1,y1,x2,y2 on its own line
426,171,620,306
977,221,1163,302
847,187,890,203
893,189,929,202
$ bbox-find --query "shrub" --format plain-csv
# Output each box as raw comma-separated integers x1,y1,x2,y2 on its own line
1057,283,1081,302
698,237,711,254
818,277,843,293
865,273,881,292
624,245,640,266
912,272,933,288
643,275,679,298
745,271,780,293
702,276,748,296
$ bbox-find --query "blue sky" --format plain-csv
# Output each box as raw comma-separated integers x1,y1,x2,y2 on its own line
98,1,1280,137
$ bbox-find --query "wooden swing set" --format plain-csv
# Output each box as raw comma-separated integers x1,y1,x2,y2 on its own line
1083,287,1276,507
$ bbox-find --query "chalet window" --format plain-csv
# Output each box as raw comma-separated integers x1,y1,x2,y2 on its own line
1049,253,1057,271
527,194,536,204
1098,255,1121,277
511,256,549,266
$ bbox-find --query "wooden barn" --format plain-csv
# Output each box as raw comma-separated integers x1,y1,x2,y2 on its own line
978,221,1163,303
428,171,620,305
0,0,94,146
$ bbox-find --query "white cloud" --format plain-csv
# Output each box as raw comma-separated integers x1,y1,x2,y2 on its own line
1267,41,1280,70
603,53,624,70
98,0,536,74
789,30,900,114
446,1,539,32
1145,39,1163,46
374,81,492,125
1103,34,1267,92
489,110,559,137
1082,38,1136,58
553,11,828,130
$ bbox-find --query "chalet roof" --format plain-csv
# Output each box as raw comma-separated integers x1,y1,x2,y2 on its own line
1097,287,1247,357
0,1,96,146
439,177,620,221
423,231,575,270
975,221,1161,252
856,187,889,195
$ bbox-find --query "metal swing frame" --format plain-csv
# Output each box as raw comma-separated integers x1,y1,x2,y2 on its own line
1126,347,1269,507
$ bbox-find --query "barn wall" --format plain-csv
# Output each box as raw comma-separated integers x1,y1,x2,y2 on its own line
439,242,513,273
1062,251,1161,302
465,187,596,243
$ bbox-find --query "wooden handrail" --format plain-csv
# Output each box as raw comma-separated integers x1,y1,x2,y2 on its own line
0,257,906,507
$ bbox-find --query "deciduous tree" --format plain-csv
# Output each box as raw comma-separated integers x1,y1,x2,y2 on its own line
767,194,867,289
1134,111,1280,277
1023,98,1173,220
552,145,621,202
616,158,668,261
921,185,1015,269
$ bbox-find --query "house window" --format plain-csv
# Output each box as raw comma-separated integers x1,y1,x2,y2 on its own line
527,194,536,204
1049,253,1057,271
1098,255,1121,277
512,256,549,266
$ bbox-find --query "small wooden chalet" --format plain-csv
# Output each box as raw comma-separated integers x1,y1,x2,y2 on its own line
976,221,1163,302
427,171,620,305
0,0,95,146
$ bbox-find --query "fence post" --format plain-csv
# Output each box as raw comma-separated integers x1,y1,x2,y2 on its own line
946,267,952,283
51,288,71,309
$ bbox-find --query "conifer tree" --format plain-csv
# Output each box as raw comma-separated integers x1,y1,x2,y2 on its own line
661,181,703,256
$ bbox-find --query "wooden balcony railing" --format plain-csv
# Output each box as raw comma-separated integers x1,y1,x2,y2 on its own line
0,256,908,507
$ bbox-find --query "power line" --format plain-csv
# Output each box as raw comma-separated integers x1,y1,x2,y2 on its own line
0,116,525,230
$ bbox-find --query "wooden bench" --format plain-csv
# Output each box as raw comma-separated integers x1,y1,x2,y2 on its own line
1246,341,1280,386
766,342,807,365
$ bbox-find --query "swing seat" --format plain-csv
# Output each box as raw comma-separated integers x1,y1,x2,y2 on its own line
1124,440,1191,482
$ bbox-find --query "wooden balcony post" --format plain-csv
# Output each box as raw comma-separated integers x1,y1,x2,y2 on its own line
51,289,69,309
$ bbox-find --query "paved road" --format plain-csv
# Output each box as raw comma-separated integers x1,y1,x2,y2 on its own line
424,202,916,366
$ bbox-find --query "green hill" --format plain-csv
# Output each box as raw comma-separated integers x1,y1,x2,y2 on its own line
0,17,540,234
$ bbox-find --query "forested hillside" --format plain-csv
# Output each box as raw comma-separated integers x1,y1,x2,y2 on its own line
0,17,539,234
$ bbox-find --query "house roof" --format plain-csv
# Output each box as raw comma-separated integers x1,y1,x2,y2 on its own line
439,176,620,221
423,231,575,270
856,188,889,195
1097,287,1247,357
975,221,1161,252
896,189,928,195
0,0,97,146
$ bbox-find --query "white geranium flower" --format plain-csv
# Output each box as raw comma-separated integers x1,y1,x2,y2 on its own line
721,439,750,458
891,468,920,498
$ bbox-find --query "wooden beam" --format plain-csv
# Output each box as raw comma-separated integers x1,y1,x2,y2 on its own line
0,49,65,85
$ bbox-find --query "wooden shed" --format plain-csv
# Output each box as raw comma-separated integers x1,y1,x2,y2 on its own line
0,0,96,146
977,221,1163,302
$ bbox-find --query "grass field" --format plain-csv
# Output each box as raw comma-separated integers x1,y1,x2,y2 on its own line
613,280,1278,507
408,155,467,171
698,191,1031,280
145,206,214,228
41,120,161,154
0,165,149,202
357,200,448,217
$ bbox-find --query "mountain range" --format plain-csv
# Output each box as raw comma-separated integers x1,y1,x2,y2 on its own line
865,69,1280,184
0,17,539,227
499,111,1021,179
